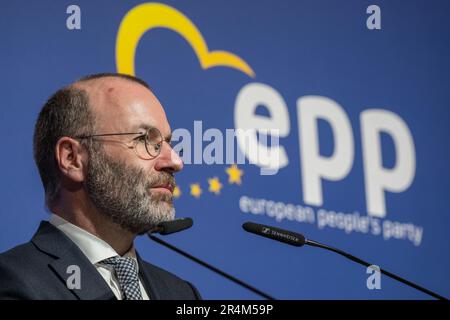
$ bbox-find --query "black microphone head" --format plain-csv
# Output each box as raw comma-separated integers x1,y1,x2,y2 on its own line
157,217,193,235
243,221,306,247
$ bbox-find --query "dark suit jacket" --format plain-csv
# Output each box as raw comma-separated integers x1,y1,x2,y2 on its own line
0,221,201,300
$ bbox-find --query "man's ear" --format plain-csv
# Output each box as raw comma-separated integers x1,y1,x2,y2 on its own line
55,137,87,183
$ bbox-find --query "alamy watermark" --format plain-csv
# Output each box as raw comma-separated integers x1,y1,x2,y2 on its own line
170,121,282,175
66,5,81,30
366,264,381,290
66,265,81,290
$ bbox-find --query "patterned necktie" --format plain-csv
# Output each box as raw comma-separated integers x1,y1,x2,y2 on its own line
100,256,143,300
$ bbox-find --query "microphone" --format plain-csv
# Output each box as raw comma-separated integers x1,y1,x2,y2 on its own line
147,218,276,300
149,217,193,235
242,221,447,300
242,221,306,247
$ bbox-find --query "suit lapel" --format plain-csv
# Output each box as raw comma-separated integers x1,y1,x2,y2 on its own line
136,252,160,300
31,221,116,300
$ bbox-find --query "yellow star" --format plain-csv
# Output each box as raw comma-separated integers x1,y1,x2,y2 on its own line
225,164,244,185
190,183,202,199
173,186,181,198
208,177,223,195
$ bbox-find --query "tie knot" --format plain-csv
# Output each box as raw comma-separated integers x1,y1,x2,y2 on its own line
99,256,144,300
100,256,140,284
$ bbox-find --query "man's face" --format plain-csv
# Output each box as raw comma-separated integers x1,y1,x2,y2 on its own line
78,78,183,234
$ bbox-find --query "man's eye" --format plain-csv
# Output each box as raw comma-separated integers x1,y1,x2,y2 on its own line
154,142,162,151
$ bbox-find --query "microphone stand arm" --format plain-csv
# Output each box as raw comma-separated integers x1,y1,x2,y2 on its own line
148,234,276,300
305,239,447,300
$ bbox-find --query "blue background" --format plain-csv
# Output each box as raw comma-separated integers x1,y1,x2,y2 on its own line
1,0,449,299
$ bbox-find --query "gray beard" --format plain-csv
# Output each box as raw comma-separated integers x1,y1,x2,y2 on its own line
85,146,176,235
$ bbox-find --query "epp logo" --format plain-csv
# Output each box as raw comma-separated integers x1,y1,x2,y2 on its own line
115,3,416,218
115,3,254,78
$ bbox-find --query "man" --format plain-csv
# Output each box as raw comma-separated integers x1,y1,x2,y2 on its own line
0,73,201,300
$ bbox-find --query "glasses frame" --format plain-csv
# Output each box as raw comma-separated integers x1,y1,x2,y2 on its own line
74,127,164,159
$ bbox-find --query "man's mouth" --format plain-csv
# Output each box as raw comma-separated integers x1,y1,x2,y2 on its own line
150,183,175,194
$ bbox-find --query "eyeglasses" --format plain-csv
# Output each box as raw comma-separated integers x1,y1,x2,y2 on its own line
75,127,164,160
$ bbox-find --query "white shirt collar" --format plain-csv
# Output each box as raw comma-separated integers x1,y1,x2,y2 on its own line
49,214,137,266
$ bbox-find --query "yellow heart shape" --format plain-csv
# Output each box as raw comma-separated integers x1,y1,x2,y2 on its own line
116,2,255,78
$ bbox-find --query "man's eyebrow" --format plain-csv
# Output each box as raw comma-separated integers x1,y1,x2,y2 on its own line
134,123,153,132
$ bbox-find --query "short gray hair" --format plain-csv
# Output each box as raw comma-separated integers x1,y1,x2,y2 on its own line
33,86,95,206
33,73,151,206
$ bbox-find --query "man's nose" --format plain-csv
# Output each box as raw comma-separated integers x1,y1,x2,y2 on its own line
154,141,184,172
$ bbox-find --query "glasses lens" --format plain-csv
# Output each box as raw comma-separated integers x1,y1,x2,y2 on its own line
145,127,163,157
133,127,163,159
